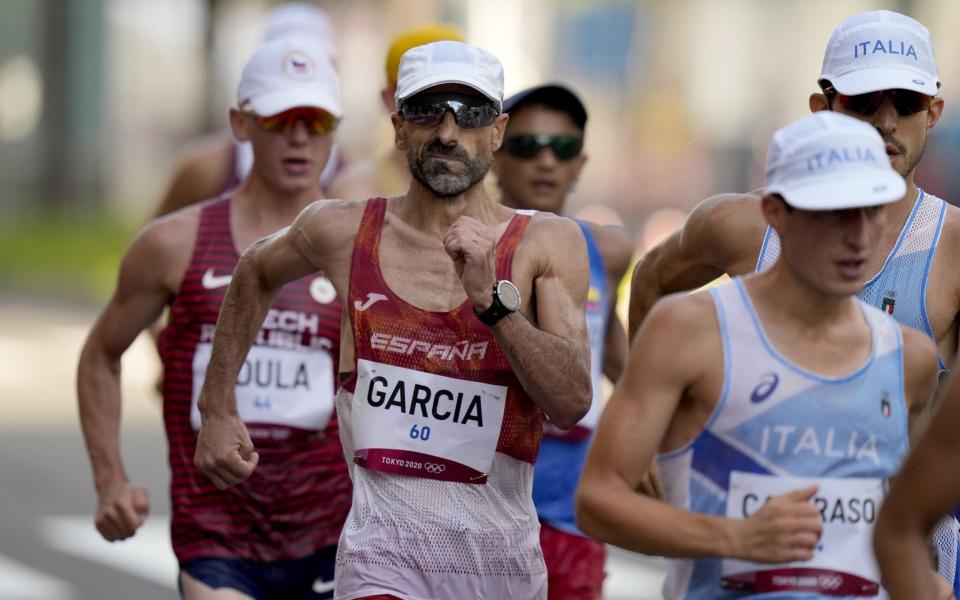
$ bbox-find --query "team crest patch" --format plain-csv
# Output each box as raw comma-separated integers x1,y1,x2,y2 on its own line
881,392,891,418
881,290,896,315
284,52,314,78
310,276,336,304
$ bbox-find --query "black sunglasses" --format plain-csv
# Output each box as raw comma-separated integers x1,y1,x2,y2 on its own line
399,93,500,129
824,85,933,117
501,134,583,161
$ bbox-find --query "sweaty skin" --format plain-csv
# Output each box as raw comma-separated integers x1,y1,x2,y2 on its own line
628,92,960,368
195,94,592,490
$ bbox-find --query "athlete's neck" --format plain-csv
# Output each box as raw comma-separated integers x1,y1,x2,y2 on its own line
399,178,505,235
883,174,921,236
233,174,322,239
748,264,864,331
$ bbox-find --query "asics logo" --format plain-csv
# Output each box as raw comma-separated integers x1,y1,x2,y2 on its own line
201,268,232,289
424,462,446,474
750,372,779,404
354,293,388,312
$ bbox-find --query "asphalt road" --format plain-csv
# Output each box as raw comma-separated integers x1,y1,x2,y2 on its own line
0,294,666,599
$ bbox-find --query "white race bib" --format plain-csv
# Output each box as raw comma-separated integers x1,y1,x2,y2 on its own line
722,472,884,596
351,359,507,484
190,343,334,431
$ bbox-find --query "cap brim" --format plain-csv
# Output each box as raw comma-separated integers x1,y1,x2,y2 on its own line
396,72,500,105
247,89,343,118
503,84,587,128
826,68,939,95
770,170,906,211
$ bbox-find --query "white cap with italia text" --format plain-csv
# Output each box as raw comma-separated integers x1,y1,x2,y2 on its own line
765,112,905,211
238,38,342,118
819,10,940,95
395,41,503,107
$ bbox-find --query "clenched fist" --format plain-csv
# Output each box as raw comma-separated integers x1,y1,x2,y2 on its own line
444,216,498,309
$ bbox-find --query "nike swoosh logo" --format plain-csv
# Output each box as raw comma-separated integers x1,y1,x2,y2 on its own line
201,268,232,289
353,292,388,312
312,577,336,593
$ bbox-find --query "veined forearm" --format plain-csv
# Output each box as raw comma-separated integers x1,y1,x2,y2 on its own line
198,255,279,418
491,312,590,428
77,346,127,494
577,479,734,558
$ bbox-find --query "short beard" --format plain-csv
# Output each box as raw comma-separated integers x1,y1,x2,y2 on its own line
883,136,927,179
407,140,492,198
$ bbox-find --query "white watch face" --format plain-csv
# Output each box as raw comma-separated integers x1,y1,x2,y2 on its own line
496,280,521,311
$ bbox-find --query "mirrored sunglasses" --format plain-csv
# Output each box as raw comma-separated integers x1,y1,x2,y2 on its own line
825,86,932,117
399,93,500,129
247,107,339,135
501,133,583,161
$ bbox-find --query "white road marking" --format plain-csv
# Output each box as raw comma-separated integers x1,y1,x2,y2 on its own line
39,516,177,589
0,554,74,599
38,515,668,596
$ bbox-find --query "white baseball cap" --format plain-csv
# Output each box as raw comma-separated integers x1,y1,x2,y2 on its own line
263,2,336,60
238,38,342,118
395,41,504,107
819,10,939,95
765,112,905,211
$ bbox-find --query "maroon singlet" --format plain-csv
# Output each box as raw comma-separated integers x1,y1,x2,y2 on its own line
158,196,350,563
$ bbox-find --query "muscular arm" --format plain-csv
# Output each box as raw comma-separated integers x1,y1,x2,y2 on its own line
577,293,821,561
194,200,359,488
628,193,765,340
488,217,592,429
77,215,192,539
874,329,947,599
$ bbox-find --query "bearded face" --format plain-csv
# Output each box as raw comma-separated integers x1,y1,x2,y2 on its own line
406,138,493,198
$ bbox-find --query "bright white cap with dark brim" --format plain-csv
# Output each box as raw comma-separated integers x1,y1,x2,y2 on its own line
765,112,905,210
819,10,939,95
395,41,503,107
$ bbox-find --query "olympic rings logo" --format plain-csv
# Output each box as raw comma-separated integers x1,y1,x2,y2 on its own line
817,574,843,590
424,462,446,474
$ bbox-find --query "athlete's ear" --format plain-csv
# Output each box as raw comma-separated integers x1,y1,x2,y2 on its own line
229,108,252,142
927,96,945,134
761,194,789,232
381,86,397,114
391,113,407,151
490,113,510,152
809,93,830,113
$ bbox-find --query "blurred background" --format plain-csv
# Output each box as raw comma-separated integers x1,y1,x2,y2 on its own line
0,0,957,598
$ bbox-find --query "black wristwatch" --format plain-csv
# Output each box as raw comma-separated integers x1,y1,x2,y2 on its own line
473,280,521,326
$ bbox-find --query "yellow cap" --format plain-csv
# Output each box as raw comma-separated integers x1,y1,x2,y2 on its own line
385,23,465,86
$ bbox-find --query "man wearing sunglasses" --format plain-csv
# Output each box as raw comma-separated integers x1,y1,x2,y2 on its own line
152,3,345,219
193,41,592,600
78,38,350,599
493,84,633,600
628,8,960,590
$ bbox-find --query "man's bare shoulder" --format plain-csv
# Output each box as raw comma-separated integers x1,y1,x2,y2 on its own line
524,211,585,249
124,204,203,291
292,198,368,252
680,190,766,273
636,289,719,367
935,201,960,256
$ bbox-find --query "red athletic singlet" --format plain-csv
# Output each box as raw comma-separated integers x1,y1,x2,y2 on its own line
334,197,547,599
158,196,350,563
